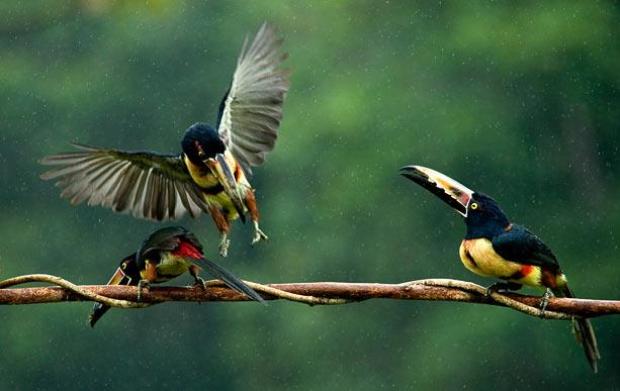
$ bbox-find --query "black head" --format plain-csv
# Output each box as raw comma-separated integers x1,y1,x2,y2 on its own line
181,123,226,166
464,193,511,239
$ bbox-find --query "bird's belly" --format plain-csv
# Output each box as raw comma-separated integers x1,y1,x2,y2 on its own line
153,254,192,282
205,192,241,219
460,238,526,280
185,159,219,189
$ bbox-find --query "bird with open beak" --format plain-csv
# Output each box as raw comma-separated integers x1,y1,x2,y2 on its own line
89,226,265,327
400,165,600,373
40,23,290,256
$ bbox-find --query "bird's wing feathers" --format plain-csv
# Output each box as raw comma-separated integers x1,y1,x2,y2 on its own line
40,144,210,221
492,225,560,271
217,23,289,176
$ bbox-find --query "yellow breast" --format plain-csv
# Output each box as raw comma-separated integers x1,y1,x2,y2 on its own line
459,238,548,288
459,238,522,279
184,155,219,188
183,152,250,220
139,253,191,283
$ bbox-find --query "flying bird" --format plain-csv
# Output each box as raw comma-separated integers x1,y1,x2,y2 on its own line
89,226,265,327
400,165,600,372
41,23,289,256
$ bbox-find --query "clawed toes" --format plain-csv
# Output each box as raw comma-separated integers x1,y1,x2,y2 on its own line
219,240,230,257
251,228,268,245
193,277,208,290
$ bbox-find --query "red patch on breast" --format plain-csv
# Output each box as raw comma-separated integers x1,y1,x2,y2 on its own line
173,241,203,260
520,264,534,276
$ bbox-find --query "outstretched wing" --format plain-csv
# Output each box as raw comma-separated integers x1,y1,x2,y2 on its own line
216,22,290,175
492,224,561,271
40,144,210,221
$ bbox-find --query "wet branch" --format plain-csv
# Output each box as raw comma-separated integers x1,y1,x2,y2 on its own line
0,274,618,319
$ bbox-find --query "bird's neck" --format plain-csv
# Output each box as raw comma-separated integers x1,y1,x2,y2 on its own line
464,219,510,239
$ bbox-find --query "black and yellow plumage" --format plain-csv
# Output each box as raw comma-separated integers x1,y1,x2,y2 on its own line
41,23,290,256
401,165,600,372
89,226,265,327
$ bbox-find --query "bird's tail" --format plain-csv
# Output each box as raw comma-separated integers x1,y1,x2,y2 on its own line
199,258,265,304
554,285,600,373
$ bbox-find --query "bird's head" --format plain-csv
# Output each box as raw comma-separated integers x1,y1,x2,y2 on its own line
181,122,226,167
464,193,510,237
400,165,510,237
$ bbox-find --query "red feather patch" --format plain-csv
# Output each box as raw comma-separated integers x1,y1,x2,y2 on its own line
173,240,203,259
520,264,534,276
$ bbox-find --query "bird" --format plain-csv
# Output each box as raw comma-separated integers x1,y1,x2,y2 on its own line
40,23,290,257
89,226,265,327
400,165,600,373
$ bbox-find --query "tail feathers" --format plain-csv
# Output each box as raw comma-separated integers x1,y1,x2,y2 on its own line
555,285,601,373
200,258,265,304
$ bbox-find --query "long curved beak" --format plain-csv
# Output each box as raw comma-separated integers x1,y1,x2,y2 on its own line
89,267,130,328
205,154,246,223
400,165,473,217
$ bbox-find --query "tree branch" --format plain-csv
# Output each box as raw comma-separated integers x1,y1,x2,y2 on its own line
0,274,618,319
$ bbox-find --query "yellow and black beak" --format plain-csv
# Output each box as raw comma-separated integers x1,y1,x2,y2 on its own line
88,267,131,328
400,165,473,217
204,154,246,223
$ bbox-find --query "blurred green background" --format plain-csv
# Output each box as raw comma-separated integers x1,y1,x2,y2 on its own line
1,1,619,389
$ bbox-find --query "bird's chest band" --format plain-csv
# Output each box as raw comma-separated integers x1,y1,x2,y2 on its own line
459,239,523,279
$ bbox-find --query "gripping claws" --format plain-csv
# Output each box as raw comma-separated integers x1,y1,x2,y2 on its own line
137,279,150,302
219,234,230,257
251,221,269,245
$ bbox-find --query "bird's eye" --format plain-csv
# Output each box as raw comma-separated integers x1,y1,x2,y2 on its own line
121,263,127,269
470,202,479,210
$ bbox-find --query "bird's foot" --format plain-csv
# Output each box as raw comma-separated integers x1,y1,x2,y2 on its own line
137,280,150,302
251,221,269,245
219,234,230,257
485,281,522,297
192,276,208,290
539,288,553,318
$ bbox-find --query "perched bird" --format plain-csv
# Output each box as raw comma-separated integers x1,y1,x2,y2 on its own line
41,23,290,256
89,226,265,327
400,165,600,372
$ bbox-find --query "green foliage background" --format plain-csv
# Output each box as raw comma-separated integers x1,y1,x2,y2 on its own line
1,1,619,389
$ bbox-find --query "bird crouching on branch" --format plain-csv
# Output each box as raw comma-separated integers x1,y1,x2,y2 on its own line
400,165,601,373
89,226,265,327
41,23,290,257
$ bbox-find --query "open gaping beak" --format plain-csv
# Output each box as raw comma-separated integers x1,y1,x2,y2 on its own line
204,154,246,223
400,165,473,217
89,267,130,328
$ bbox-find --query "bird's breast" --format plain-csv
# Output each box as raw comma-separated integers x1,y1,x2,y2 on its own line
184,152,250,219
145,253,192,282
459,238,541,286
184,155,220,188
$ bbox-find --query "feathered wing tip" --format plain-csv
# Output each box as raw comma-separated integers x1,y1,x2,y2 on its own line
200,258,266,304
217,21,290,176
558,285,601,373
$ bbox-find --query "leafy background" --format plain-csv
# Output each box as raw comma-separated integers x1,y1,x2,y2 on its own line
1,1,619,389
